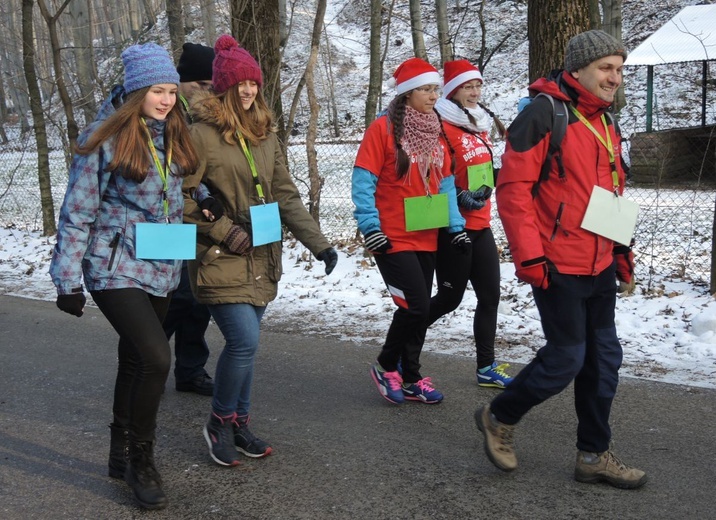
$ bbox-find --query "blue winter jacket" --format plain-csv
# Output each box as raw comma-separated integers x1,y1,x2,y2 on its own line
49,85,184,296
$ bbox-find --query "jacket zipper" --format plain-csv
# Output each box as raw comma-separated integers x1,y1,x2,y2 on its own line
108,232,121,270
550,202,567,241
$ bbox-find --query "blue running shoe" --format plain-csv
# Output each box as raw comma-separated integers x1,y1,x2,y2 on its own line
370,364,404,404
402,377,444,404
477,362,513,389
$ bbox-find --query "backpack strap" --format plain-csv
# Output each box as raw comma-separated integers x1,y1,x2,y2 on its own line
531,93,568,198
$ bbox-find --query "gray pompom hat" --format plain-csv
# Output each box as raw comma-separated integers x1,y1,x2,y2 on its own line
564,30,627,72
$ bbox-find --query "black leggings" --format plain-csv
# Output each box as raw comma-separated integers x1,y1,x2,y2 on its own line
428,227,500,369
91,288,171,442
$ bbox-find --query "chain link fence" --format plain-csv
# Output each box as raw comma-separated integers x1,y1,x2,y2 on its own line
2,119,715,288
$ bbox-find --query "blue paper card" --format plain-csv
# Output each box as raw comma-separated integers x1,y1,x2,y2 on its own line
250,202,282,246
135,223,196,260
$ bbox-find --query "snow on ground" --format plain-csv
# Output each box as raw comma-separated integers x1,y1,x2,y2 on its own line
2,227,714,389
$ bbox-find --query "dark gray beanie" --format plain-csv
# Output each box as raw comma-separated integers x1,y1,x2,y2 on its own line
564,30,627,72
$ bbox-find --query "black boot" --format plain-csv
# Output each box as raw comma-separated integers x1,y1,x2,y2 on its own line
124,440,167,510
108,423,129,479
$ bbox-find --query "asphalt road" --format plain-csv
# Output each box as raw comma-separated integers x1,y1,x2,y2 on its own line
0,294,714,519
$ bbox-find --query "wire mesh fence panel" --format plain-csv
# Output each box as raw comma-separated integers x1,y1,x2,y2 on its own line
2,124,715,288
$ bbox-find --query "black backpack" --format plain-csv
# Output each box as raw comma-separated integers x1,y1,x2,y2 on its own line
531,93,569,198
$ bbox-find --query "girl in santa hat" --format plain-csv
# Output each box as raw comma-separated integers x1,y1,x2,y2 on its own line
353,57,468,405
430,59,513,389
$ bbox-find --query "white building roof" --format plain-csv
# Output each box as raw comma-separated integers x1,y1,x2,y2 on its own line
625,4,716,66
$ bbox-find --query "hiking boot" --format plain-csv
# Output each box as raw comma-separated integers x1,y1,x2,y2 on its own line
203,412,241,467
402,377,444,404
108,423,129,479
474,405,517,471
370,364,404,404
233,416,273,458
477,362,513,389
574,450,648,489
124,440,167,510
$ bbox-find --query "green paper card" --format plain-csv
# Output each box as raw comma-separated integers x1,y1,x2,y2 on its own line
135,223,196,260
404,194,449,231
467,163,494,190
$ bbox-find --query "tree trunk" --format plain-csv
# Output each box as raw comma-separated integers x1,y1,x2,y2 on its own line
200,0,217,47
166,0,185,62
408,0,427,61
364,0,382,127
140,0,156,29
528,0,590,83
68,0,98,124
304,0,327,224
231,0,285,145
21,0,56,236
0,55,9,143
128,0,142,40
435,0,452,65
321,23,339,138
37,0,80,155
602,0,626,112
589,0,601,29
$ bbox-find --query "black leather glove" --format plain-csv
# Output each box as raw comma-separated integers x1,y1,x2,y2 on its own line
364,231,392,254
56,289,86,317
223,224,252,255
316,247,338,275
472,185,493,201
199,196,224,221
449,231,471,253
457,189,486,211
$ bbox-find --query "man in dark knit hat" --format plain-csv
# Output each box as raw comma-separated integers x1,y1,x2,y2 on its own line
475,30,647,489
162,42,218,396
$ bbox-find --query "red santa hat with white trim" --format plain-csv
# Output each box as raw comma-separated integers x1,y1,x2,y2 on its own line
442,59,483,99
387,57,441,95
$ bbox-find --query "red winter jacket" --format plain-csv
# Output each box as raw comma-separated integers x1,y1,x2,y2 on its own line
496,71,626,277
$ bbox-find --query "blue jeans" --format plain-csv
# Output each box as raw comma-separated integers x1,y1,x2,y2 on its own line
207,303,266,417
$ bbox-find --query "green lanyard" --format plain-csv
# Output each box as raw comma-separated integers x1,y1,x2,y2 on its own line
143,118,173,221
237,133,266,202
568,105,619,191
179,94,192,123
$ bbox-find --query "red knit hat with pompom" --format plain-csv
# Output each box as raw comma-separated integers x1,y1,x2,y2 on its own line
212,34,263,93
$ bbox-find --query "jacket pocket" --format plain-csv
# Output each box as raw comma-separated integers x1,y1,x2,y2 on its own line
550,202,570,241
267,241,283,283
107,231,122,270
196,244,249,288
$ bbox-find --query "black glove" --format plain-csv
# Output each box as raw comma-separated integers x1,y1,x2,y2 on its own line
457,189,486,211
56,290,86,317
316,247,338,275
364,231,392,254
199,196,224,221
223,224,252,255
472,185,493,201
449,231,471,253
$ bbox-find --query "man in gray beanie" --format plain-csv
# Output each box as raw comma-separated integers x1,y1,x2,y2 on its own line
475,30,647,490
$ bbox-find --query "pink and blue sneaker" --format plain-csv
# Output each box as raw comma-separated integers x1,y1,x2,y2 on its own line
402,377,444,404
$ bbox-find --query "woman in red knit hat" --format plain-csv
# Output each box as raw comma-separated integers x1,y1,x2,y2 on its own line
352,57,468,406
430,59,513,388
182,35,338,467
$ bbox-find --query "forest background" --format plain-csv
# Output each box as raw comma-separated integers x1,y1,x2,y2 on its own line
0,0,714,285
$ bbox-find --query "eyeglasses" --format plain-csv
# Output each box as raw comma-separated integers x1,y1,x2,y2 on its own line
414,86,441,95
460,84,483,92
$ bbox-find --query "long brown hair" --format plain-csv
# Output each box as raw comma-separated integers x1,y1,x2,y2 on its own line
387,94,410,178
194,85,275,146
76,87,199,181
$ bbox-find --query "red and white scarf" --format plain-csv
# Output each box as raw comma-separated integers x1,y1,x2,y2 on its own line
399,105,444,186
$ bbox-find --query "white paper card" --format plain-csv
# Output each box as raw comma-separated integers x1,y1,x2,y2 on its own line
580,186,639,246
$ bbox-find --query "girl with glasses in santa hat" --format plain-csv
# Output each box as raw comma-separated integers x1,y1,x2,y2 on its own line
430,59,513,389
352,57,468,406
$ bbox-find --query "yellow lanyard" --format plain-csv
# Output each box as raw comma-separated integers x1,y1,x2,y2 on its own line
143,118,173,221
568,106,619,191
237,133,266,202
